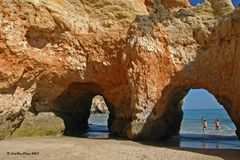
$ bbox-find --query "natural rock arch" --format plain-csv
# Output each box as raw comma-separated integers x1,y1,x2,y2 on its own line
179,89,237,135
122,0,240,140
0,0,240,141
52,82,115,135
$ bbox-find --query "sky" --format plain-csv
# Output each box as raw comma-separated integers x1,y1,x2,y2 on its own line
190,0,240,7
182,89,224,110
182,0,239,110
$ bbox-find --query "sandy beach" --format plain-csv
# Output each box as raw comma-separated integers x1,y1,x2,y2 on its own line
0,136,239,160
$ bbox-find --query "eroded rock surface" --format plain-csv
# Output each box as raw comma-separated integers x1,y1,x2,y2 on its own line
0,0,240,140
12,112,64,137
91,95,109,114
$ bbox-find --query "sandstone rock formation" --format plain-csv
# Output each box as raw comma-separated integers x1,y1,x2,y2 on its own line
12,112,64,137
91,95,109,114
0,0,240,140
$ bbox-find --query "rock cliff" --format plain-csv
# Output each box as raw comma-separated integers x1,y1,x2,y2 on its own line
0,0,240,140
91,95,109,113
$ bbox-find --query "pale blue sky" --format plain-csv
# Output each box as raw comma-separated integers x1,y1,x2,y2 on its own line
182,89,223,110
183,0,239,110
190,0,240,6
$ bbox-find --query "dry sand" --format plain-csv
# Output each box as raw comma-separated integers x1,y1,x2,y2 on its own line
0,136,239,160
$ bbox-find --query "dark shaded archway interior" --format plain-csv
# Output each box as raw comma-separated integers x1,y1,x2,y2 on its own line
53,82,115,136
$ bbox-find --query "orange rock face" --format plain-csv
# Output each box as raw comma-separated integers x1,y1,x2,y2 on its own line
0,0,240,140
162,0,190,9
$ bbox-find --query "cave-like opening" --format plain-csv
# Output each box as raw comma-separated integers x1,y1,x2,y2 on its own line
53,82,115,137
86,95,110,138
179,89,239,148
11,82,116,138
180,89,237,137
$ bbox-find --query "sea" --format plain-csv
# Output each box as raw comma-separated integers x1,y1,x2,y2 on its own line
179,108,240,149
86,108,240,149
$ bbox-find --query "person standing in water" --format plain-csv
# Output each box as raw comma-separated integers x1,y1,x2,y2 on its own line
215,118,221,131
202,118,208,133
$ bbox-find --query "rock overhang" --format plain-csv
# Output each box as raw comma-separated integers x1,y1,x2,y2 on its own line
0,0,240,140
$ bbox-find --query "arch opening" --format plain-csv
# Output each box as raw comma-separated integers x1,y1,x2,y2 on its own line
180,89,237,138
53,82,115,137
189,0,204,6
87,95,111,138
11,83,115,138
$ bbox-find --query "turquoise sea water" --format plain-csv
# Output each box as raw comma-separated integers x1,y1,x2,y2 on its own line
180,108,236,136
87,114,110,139
179,108,240,149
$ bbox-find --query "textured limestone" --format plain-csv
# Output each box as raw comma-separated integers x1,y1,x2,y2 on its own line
209,0,234,16
0,0,240,140
12,112,64,137
91,95,109,114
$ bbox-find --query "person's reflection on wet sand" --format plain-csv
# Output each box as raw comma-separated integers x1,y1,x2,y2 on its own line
216,142,221,149
203,142,208,149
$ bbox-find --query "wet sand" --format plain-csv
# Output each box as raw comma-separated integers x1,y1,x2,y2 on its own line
0,136,239,160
